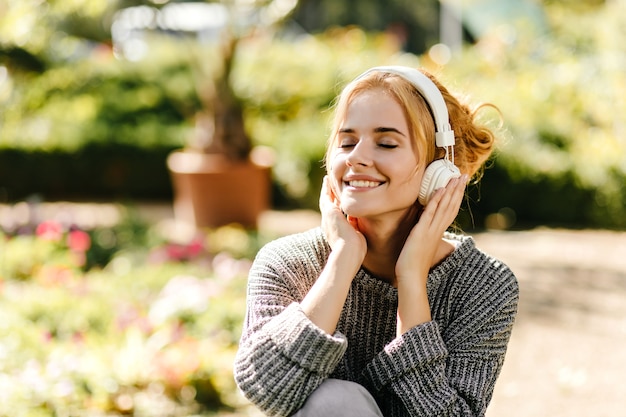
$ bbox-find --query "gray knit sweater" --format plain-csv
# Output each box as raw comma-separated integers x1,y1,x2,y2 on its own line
234,228,518,417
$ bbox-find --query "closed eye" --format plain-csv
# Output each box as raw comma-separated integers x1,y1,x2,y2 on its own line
375,127,403,149
338,129,357,148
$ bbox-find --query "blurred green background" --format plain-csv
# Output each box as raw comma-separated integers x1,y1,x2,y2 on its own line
1,0,625,229
1,2,625,416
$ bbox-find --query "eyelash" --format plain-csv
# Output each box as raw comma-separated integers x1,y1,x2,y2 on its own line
338,142,397,149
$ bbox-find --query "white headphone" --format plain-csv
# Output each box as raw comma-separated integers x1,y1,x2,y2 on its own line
354,66,461,205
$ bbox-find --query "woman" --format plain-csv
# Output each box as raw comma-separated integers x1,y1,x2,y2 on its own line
234,66,519,417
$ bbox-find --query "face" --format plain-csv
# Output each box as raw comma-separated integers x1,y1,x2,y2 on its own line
330,88,424,221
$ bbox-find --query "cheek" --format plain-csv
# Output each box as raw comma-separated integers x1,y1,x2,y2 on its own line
397,174,421,199
391,162,423,197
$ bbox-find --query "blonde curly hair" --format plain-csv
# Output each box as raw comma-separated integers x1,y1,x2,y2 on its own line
325,68,498,182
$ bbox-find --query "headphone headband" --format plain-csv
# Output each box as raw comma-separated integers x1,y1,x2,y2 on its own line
354,66,455,148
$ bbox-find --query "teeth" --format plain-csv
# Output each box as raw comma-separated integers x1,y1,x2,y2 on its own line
349,180,380,188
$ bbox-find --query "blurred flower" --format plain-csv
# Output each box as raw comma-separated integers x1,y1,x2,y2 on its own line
148,275,215,326
36,265,74,286
53,378,76,398
186,238,203,257
149,236,207,263
72,331,85,345
19,359,50,402
116,304,153,335
42,330,54,343
165,244,187,261
212,252,252,281
67,229,91,252
36,220,63,242
70,251,87,268
153,337,201,389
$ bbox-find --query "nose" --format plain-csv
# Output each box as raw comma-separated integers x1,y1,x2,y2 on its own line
346,141,372,167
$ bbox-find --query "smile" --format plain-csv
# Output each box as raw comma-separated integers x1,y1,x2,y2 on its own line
347,180,382,188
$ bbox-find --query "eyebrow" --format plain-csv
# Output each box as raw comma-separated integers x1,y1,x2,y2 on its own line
375,127,406,136
338,127,406,136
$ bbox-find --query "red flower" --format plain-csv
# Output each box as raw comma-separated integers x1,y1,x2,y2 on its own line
186,238,204,257
165,244,187,261
35,220,63,242
67,229,91,252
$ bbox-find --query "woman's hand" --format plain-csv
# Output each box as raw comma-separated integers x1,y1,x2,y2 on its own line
394,174,467,335
300,176,367,334
319,176,367,261
396,174,467,280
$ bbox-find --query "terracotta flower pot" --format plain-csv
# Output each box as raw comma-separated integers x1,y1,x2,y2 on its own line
167,151,271,229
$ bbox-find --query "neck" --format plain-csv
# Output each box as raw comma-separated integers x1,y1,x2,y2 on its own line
359,206,421,283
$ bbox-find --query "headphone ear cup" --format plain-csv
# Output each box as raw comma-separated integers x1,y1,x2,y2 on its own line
418,159,461,205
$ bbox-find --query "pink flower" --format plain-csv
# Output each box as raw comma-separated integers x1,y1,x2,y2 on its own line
165,244,187,261
42,330,53,343
150,237,206,263
72,331,85,345
35,220,63,242
186,238,204,257
67,229,91,252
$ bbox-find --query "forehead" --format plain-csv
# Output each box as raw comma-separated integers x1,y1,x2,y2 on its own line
342,89,408,127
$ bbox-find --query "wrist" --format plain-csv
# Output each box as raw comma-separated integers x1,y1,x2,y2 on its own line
396,278,432,335
395,265,429,286
333,239,366,262
326,244,364,279
396,278,428,298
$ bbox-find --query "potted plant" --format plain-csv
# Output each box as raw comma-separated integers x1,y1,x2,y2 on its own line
167,35,272,229
164,0,293,229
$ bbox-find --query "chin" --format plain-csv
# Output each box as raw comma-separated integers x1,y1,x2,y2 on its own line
339,203,363,218
340,204,378,219
342,202,417,222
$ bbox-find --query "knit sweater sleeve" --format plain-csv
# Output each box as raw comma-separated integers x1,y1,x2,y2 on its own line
233,230,348,417
362,250,519,416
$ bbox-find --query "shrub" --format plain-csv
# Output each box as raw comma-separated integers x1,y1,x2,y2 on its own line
0,208,262,416
440,0,626,229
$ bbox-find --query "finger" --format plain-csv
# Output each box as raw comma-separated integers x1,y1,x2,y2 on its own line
324,175,342,206
443,175,467,211
420,177,463,229
438,174,466,204
433,176,466,226
319,176,335,213
421,186,445,219
439,177,461,206
319,176,328,207
451,174,467,195
328,182,338,206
